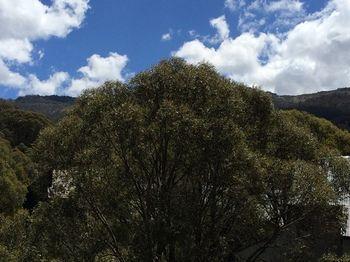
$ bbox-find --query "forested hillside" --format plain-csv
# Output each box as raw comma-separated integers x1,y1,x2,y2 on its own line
7,88,350,133
272,88,350,130
13,95,75,121
0,100,51,147
0,100,51,226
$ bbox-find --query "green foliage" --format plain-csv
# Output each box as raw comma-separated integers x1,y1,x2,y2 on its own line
0,102,52,260
272,88,350,131
0,138,30,215
0,108,51,147
0,245,18,262
15,95,75,121
0,102,52,212
11,59,350,261
0,210,31,261
320,254,350,262
281,110,350,155
0,99,15,111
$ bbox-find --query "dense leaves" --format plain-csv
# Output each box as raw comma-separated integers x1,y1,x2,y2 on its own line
281,110,350,155
0,104,49,261
3,59,350,261
0,138,30,215
0,102,51,147
272,88,350,131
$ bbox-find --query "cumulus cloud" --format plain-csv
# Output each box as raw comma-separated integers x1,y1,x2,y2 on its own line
21,72,70,96
0,0,89,41
17,52,128,97
65,52,129,96
175,32,278,91
0,39,33,63
19,52,128,97
0,0,89,94
0,60,26,87
0,0,129,97
78,53,128,82
174,0,350,94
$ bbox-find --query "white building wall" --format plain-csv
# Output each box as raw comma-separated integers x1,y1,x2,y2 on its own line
342,156,350,237
340,197,350,237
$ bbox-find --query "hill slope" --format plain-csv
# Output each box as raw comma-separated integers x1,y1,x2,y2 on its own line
0,100,51,147
271,88,350,130
4,88,350,130
14,95,75,121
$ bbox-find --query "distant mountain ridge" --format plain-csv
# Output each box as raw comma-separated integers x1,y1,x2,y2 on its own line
13,95,76,121
4,88,350,130
271,87,350,130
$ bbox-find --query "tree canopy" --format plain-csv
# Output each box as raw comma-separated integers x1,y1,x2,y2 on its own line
0,102,51,147
0,137,30,215
2,59,350,261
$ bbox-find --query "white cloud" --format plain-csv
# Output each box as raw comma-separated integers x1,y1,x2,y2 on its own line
21,72,70,96
65,78,95,97
210,16,230,43
0,39,33,63
18,52,129,97
264,0,304,13
0,0,89,63
78,53,128,82
162,33,172,41
0,60,26,87
175,0,350,95
238,0,306,33
174,34,278,90
161,29,179,42
65,52,129,96
0,0,89,41
247,0,303,13
187,16,231,45
0,0,127,98
0,0,89,94
225,0,246,11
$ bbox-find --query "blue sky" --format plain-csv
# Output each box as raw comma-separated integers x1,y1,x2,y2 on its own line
0,0,348,98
